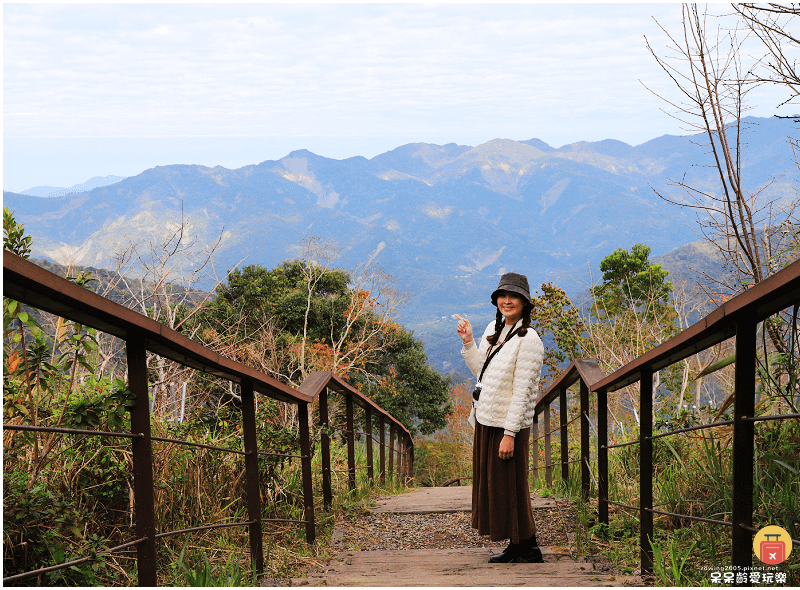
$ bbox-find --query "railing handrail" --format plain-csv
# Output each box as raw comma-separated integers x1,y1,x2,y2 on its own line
535,358,605,412
300,370,412,437
531,257,800,576
3,253,411,439
3,252,309,404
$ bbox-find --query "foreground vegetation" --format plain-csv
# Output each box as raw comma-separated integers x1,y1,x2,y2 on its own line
553,413,800,587
4,410,412,586
3,209,426,585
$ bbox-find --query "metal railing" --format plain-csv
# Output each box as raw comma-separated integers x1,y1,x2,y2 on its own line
298,370,414,508
533,258,800,572
3,252,412,586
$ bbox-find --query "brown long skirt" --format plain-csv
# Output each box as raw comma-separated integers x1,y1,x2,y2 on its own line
471,421,537,543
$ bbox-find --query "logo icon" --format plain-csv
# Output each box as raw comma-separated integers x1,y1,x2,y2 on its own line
753,525,792,565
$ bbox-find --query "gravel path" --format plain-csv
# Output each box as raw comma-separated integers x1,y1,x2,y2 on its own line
261,495,638,586
333,497,577,552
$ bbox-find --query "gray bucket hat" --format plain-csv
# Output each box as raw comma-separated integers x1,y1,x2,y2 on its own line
491,272,532,306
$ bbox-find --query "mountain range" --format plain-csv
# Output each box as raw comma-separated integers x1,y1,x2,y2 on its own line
16,175,128,199
4,115,797,373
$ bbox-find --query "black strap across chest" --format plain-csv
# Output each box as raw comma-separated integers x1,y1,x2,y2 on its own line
477,322,522,383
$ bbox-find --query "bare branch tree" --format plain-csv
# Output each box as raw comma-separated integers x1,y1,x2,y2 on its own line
106,207,241,417
643,4,799,355
733,3,800,108
329,264,409,379
298,236,342,378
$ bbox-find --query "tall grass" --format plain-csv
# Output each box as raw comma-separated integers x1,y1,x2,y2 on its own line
3,392,414,586
548,416,800,586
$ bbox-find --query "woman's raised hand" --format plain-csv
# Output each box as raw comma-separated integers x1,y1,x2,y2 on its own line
454,314,473,344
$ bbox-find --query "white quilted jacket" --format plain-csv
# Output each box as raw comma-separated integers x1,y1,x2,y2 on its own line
461,321,544,436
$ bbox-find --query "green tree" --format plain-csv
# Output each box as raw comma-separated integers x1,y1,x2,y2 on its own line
591,244,672,320
528,282,587,389
211,261,350,338
4,207,32,259
198,259,452,435
584,244,685,426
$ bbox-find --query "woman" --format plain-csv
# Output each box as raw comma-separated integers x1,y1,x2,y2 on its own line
456,272,544,564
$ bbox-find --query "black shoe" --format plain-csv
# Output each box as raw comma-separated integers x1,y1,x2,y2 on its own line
512,545,544,563
512,537,544,563
488,542,519,563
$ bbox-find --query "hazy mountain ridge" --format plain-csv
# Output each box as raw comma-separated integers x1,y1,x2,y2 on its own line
17,175,127,198
4,116,796,374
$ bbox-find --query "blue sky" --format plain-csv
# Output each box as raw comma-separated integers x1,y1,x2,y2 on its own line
3,3,792,191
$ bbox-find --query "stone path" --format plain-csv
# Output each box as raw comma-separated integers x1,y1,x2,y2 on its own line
291,487,640,587
368,485,560,513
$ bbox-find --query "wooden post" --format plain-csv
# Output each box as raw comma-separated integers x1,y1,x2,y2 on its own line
544,402,552,487
126,335,157,587
403,435,410,481
597,387,609,526
388,423,395,481
365,407,374,484
532,413,539,487
732,320,756,568
346,394,356,491
379,416,386,484
240,379,264,575
409,440,414,481
560,387,569,484
298,402,316,543
397,435,404,480
640,368,653,573
580,379,590,501
319,388,332,509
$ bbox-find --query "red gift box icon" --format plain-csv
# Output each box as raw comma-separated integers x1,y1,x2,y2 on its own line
760,534,786,565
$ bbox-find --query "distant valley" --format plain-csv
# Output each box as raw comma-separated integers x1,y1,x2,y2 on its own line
4,116,796,373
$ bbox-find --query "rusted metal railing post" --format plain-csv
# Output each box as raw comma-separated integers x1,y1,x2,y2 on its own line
405,436,412,482
532,414,539,486
365,407,374,484
732,319,756,568
403,434,409,482
379,416,386,484
297,402,316,543
580,378,590,500
597,387,609,526
559,386,569,483
544,402,552,487
405,436,410,480
388,423,395,481
240,379,264,575
397,434,404,480
345,394,356,491
126,335,157,587
409,440,414,481
640,369,654,573
318,388,332,509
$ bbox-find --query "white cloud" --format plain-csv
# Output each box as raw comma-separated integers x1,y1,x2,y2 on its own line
3,3,793,189
3,4,689,143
